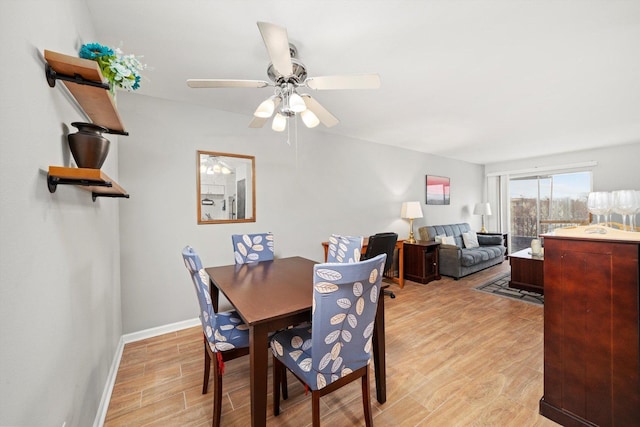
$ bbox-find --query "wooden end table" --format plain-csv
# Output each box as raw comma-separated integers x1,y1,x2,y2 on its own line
403,240,441,284
508,248,544,294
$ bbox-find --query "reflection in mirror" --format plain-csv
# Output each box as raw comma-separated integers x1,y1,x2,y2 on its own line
197,151,256,224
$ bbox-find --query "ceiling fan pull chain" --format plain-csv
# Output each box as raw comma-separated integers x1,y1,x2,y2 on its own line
294,114,298,148
286,115,291,146
294,116,299,170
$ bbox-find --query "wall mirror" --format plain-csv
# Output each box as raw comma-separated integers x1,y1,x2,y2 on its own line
197,151,256,224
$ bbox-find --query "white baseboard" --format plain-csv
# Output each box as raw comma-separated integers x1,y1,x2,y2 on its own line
122,318,200,344
92,317,200,426
93,336,124,427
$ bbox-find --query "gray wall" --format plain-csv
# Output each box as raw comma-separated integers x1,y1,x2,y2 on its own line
117,93,485,333
0,1,122,426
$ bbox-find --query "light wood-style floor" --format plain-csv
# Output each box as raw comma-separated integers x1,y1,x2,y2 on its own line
105,262,560,426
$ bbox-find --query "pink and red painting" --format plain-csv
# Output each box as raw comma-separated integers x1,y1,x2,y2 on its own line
426,175,450,205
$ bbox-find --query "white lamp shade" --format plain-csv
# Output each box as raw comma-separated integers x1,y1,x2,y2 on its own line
401,201,424,219
300,109,320,128
254,97,276,118
288,92,307,113
272,113,287,132
473,202,492,216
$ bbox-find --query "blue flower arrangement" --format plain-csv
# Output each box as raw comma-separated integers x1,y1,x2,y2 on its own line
79,42,146,93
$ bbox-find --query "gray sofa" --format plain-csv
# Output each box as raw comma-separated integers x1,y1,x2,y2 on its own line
418,223,505,279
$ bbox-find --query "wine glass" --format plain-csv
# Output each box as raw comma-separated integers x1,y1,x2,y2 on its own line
612,190,636,231
598,191,612,227
632,190,640,232
587,192,608,226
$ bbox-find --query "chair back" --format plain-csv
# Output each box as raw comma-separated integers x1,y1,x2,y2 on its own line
182,246,218,345
232,233,274,264
326,234,364,263
362,232,398,274
309,253,386,389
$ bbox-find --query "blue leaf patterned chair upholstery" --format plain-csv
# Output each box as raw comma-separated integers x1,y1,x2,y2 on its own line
231,232,274,264
182,246,250,427
326,234,364,263
270,253,387,426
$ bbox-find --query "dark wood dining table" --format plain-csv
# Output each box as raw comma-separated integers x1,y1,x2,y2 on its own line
205,256,387,427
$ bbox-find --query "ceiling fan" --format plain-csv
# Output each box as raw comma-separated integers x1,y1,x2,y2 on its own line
186,21,381,132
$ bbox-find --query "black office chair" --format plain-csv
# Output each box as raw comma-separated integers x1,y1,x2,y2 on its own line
361,232,399,298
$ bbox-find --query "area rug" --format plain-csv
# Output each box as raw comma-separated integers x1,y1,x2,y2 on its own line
474,274,544,305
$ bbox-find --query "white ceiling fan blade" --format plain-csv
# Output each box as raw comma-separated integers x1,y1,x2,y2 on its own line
301,95,339,128
187,79,270,88
249,116,268,128
257,21,293,77
305,74,381,90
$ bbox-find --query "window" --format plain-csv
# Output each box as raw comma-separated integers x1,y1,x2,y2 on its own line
509,171,591,252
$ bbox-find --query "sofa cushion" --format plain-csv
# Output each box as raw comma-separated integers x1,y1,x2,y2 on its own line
460,247,503,267
462,231,479,248
441,235,456,245
478,234,503,246
423,223,470,248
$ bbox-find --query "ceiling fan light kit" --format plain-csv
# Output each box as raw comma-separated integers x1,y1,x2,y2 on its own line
187,21,380,135
300,109,320,128
272,113,287,132
253,96,276,118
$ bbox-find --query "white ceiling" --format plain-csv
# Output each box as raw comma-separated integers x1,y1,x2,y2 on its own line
86,0,640,165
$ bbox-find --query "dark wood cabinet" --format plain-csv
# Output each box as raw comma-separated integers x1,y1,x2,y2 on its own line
403,241,440,284
540,234,640,426
508,249,544,294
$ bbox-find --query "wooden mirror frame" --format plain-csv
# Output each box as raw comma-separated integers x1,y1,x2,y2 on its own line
197,150,256,224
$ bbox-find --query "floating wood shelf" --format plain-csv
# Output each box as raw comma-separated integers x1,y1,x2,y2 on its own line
47,166,129,202
44,49,128,135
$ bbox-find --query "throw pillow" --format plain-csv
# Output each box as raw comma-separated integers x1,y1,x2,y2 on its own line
462,231,479,248
434,234,447,243
441,235,456,246
477,235,503,245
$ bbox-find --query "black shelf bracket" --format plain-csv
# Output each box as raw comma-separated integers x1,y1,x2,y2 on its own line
47,174,128,202
45,63,110,90
91,193,130,202
103,128,129,136
47,174,112,193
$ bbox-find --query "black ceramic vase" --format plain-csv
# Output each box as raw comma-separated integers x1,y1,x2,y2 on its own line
67,122,110,169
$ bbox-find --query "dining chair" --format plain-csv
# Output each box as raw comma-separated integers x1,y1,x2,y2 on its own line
270,253,387,426
326,234,364,263
231,232,274,264
182,246,250,427
361,232,399,298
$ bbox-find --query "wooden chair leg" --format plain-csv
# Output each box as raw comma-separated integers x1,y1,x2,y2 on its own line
272,357,281,416
361,368,373,427
211,353,223,427
202,339,211,394
281,362,288,400
312,390,322,427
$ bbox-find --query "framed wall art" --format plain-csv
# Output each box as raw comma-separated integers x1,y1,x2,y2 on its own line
426,175,450,205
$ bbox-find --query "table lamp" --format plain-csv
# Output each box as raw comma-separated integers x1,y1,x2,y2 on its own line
401,201,423,243
473,202,492,233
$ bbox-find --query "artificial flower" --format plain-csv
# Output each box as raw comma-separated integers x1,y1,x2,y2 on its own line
79,42,147,93
79,43,113,60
